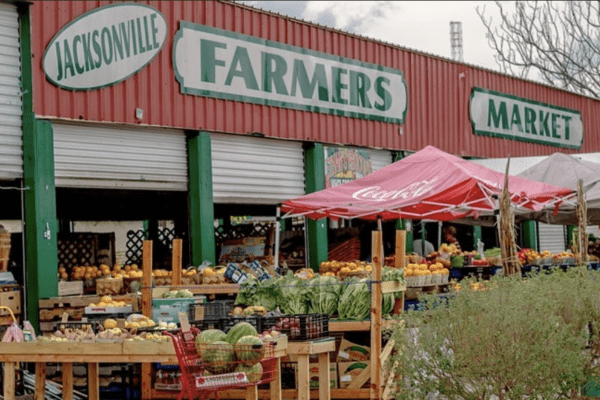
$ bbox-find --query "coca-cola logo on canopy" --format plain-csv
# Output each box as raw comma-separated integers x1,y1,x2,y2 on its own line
351,178,439,202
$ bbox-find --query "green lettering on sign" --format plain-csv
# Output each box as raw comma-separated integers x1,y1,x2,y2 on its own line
225,46,259,90
487,99,508,130
290,60,329,101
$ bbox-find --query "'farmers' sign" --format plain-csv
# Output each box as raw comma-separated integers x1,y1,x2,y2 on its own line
470,87,583,149
173,22,408,124
43,4,167,90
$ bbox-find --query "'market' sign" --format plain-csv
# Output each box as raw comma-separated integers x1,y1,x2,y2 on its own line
43,4,167,90
172,22,408,124
470,87,583,149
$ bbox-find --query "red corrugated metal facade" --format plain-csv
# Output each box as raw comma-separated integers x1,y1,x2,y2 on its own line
29,0,600,158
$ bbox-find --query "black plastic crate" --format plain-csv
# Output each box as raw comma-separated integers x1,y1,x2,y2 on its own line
189,318,223,331
280,362,297,389
220,315,261,334
260,313,329,342
188,300,233,321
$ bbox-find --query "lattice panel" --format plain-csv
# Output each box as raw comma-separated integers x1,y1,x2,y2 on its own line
58,233,98,269
125,228,176,266
215,222,274,243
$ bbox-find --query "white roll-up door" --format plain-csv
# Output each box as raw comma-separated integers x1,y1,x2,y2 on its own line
53,123,188,190
538,222,566,253
369,149,393,172
0,3,22,181
211,133,305,204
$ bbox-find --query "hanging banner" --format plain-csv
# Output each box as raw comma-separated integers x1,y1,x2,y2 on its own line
324,146,372,188
470,87,584,149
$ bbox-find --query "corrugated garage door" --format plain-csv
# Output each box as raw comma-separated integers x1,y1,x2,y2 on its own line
53,123,188,190
211,133,305,204
0,3,22,181
538,222,566,253
369,149,393,172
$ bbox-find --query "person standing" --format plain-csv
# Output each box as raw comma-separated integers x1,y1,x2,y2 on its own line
443,225,462,252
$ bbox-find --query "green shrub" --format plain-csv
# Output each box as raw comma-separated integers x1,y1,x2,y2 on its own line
389,267,600,399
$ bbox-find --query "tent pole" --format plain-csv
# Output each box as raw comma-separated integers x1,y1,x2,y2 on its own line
274,207,280,272
377,216,383,231
421,221,426,256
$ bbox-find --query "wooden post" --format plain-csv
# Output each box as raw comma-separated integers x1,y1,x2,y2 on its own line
62,362,73,400
34,362,46,400
142,240,153,319
297,354,310,400
4,361,15,400
371,230,383,400
270,357,283,400
396,230,406,312
171,238,183,287
88,362,99,400
319,352,331,400
141,240,153,399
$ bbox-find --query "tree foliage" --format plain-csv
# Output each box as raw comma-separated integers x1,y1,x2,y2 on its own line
478,1,600,98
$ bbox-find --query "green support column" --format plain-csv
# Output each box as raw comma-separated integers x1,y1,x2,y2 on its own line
393,151,413,253
188,132,216,265
20,4,59,331
473,225,482,249
567,225,577,250
522,221,538,250
305,144,328,272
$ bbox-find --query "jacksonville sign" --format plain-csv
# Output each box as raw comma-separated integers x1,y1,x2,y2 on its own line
470,87,584,149
43,4,167,90
172,22,408,124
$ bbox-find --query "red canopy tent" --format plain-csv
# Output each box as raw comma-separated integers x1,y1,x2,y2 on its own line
280,146,575,222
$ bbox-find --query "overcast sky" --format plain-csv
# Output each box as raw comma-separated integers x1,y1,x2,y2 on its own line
237,1,509,72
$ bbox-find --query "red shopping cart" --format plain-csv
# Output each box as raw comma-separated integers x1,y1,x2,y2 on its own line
165,328,277,400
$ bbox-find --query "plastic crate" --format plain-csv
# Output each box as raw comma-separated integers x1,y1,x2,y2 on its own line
221,316,261,334
449,268,463,279
260,314,329,342
189,318,223,331
189,300,233,321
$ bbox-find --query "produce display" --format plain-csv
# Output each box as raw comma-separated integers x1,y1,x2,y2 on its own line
193,321,275,383
232,305,267,316
318,261,372,278
235,267,404,321
88,295,128,308
38,323,172,342
517,248,577,266
404,262,450,286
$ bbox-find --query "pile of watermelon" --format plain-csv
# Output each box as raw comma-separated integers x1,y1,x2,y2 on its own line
195,322,265,383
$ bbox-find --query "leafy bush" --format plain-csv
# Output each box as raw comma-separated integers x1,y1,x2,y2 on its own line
389,267,600,399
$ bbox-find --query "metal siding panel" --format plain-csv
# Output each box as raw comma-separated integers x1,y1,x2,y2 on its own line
28,1,600,158
538,223,566,254
0,3,21,181
211,133,305,204
53,123,188,190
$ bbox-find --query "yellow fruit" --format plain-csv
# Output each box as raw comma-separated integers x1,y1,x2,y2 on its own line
101,296,112,303
104,319,117,329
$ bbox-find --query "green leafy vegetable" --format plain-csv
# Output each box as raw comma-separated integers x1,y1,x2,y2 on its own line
338,277,371,320
307,275,343,317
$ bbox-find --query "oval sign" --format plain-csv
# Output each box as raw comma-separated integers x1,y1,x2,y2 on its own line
43,3,167,91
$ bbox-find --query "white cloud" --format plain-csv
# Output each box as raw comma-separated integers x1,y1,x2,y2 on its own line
302,1,509,71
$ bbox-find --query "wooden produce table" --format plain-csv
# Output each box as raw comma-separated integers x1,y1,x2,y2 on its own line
0,339,287,400
287,339,336,400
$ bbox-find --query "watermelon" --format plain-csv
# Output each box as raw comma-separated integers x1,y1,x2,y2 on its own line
202,341,234,374
195,329,227,357
235,362,263,383
235,336,265,366
225,322,258,345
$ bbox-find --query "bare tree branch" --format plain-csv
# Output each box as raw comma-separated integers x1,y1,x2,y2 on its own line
477,0,600,98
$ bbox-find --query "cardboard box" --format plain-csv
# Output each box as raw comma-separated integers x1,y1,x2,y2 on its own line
0,290,20,315
294,363,337,389
337,339,371,362
58,281,84,297
338,361,370,389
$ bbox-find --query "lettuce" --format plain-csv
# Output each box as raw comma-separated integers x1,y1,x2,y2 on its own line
308,275,343,317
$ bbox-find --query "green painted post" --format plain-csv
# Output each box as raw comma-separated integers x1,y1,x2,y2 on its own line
473,226,482,249
393,152,413,253
188,132,216,265
305,144,328,272
522,221,538,250
20,4,59,332
567,225,577,250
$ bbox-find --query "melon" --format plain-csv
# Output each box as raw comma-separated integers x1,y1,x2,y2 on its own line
235,362,263,383
202,341,234,374
225,322,258,345
235,335,265,366
195,329,227,357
